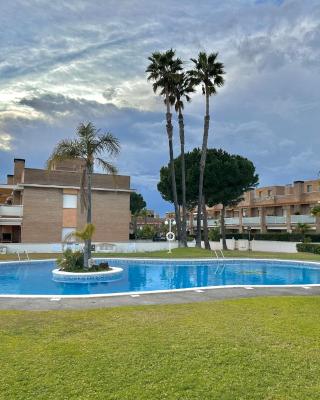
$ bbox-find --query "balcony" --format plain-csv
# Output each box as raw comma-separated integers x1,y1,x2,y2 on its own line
225,217,240,225
0,205,23,217
291,215,316,224
189,213,317,229
243,217,260,225
266,216,286,224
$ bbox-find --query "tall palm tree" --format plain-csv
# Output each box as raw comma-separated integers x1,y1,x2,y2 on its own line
188,52,225,248
172,73,195,247
146,49,183,246
47,122,120,269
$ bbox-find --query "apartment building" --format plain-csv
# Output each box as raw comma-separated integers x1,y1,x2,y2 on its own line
187,179,320,234
0,158,131,243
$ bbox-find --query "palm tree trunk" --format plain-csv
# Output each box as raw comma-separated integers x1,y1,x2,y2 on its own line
178,108,187,248
84,164,92,269
202,195,210,250
165,90,182,246
220,205,227,250
196,90,210,248
133,215,137,239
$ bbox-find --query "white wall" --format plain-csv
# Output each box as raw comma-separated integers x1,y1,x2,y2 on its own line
1,239,299,254
207,239,299,253
1,241,179,254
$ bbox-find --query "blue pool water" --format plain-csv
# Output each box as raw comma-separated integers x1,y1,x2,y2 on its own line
1,258,320,296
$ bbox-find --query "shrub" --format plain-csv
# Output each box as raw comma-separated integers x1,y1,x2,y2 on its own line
225,232,320,242
57,250,112,272
136,225,156,240
208,227,220,242
57,249,84,271
297,243,320,254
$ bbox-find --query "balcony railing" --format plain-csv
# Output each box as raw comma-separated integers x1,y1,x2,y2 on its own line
243,217,260,225
266,216,286,224
225,217,240,225
189,214,317,228
291,215,316,224
0,205,23,218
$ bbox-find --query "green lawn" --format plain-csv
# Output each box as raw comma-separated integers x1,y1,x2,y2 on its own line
0,297,319,399
0,247,320,262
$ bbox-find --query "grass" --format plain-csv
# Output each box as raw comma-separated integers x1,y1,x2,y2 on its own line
0,247,320,262
0,297,319,399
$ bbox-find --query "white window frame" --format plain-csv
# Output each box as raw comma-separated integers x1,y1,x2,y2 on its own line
63,194,77,209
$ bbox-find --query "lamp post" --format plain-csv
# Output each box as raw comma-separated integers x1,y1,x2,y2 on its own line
165,218,176,254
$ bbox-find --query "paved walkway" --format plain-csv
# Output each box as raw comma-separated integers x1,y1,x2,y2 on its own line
0,286,319,310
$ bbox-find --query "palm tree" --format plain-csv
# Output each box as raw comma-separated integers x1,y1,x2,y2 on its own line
146,49,183,246
63,223,96,248
296,223,311,242
172,73,195,247
47,122,120,269
188,52,225,248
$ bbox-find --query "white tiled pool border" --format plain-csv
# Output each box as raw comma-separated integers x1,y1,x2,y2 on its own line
0,257,320,299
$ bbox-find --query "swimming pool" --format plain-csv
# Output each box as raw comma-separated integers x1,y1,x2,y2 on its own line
1,258,320,297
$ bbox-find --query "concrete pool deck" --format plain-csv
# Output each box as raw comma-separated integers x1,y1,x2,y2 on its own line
1,286,320,311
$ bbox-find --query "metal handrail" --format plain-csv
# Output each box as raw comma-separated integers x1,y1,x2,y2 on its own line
16,251,29,261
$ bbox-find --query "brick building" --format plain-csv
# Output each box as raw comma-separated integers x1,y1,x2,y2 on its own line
0,158,131,243
187,179,320,234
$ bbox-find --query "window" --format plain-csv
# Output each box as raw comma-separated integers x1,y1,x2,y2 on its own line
61,227,76,241
307,185,312,193
267,190,272,196
63,194,77,208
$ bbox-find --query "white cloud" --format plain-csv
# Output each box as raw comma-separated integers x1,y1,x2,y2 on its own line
0,133,13,151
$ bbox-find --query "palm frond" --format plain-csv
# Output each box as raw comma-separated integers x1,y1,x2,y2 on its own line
96,157,118,175
47,139,83,170
64,223,96,243
187,51,225,97
95,132,120,156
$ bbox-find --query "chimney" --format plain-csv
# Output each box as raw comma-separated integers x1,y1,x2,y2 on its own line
293,180,304,200
13,158,25,184
7,174,14,185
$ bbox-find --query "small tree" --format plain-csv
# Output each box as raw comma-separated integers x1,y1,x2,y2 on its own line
296,223,311,242
130,192,146,239
136,225,156,240
311,205,320,217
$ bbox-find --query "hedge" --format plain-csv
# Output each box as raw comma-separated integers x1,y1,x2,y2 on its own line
225,232,320,242
296,243,320,254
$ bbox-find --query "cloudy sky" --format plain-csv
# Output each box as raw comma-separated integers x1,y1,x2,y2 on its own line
0,0,319,215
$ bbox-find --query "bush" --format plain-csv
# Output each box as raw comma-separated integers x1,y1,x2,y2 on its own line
225,232,320,242
57,249,84,271
136,225,156,240
208,227,220,242
57,250,112,272
297,243,320,254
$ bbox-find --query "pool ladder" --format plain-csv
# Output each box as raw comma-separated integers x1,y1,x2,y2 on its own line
16,251,30,261
213,249,225,274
